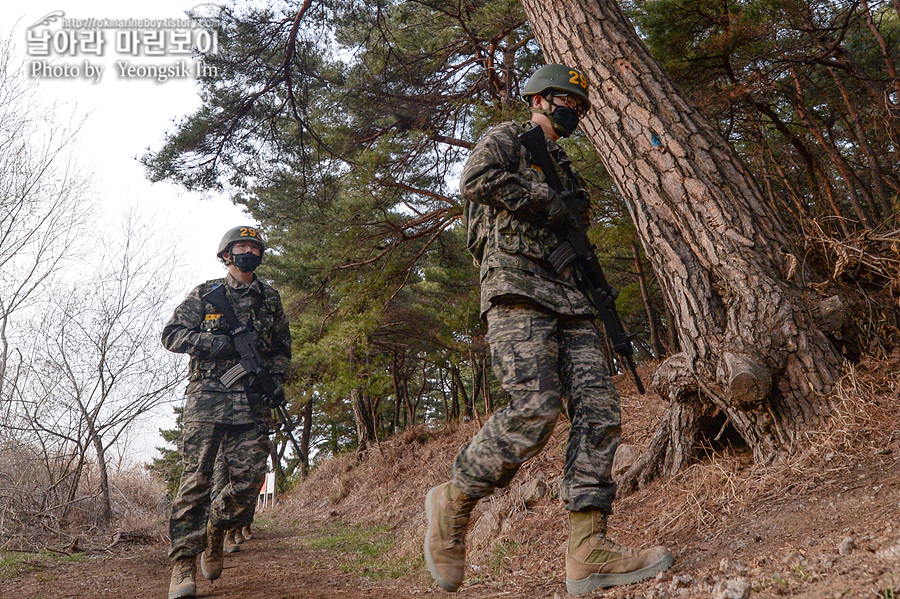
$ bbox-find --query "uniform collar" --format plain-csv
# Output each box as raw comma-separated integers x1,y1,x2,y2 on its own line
225,272,262,293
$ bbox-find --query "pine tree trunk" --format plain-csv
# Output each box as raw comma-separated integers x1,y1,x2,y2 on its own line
450,364,462,421
522,0,844,484
271,442,286,488
466,338,485,421
351,388,377,458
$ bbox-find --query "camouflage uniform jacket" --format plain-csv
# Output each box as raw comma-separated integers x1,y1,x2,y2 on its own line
162,272,291,425
460,120,596,318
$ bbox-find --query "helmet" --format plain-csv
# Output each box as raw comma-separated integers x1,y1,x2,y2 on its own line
216,226,266,259
521,64,591,109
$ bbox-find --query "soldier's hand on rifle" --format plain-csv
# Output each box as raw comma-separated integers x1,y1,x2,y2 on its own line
546,190,581,231
207,334,235,359
598,286,618,309
265,380,286,408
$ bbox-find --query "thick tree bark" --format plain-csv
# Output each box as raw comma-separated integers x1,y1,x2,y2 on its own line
522,0,844,483
632,242,664,357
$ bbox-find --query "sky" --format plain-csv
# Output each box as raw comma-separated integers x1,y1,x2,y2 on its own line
1,0,249,282
1,1,253,462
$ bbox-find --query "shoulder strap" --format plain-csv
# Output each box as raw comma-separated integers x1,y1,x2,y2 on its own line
200,278,227,316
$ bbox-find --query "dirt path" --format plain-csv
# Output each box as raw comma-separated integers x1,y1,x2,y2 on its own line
3,358,899,599
0,522,565,599
0,525,452,599
3,473,900,599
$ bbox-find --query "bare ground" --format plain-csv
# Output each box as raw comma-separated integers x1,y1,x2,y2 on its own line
2,355,899,599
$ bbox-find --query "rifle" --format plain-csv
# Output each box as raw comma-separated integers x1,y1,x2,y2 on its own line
519,125,645,394
202,284,308,462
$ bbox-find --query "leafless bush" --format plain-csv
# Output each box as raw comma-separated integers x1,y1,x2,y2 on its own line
0,441,169,552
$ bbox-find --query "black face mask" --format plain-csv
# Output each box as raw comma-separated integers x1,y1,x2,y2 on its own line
232,251,262,272
550,105,580,137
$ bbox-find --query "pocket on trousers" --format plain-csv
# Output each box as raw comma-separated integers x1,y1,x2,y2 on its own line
486,311,531,344
487,311,540,392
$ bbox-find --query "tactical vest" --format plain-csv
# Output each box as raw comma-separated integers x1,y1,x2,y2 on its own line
463,121,588,271
188,278,281,385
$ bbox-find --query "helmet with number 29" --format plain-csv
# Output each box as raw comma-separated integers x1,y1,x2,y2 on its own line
216,226,266,259
521,64,590,109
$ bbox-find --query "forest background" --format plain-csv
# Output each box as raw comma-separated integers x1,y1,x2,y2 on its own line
1,0,899,552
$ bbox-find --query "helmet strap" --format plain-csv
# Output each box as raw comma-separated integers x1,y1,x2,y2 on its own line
529,93,551,117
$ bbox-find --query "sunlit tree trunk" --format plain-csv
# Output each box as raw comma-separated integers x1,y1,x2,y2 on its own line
522,0,844,486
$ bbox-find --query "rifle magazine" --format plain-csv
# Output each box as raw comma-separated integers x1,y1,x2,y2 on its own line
220,363,247,388
548,241,577,272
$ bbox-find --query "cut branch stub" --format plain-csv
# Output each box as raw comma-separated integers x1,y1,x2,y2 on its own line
651,352,698,403
720,352,772,410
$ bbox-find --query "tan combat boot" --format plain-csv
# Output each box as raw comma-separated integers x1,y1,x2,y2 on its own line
241,525,253,540
200,522,225,580
167,556,196,599
224,529,241,554
566,510,673,595
424,481,478,592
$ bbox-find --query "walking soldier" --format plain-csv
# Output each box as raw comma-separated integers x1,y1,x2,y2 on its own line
423,65,673,595
163,226,291,599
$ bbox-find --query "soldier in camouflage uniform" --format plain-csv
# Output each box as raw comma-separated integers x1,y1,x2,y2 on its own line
163,226,291,599
424,65,673,595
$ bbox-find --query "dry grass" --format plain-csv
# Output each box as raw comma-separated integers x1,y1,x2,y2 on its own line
277,353,900,590
805,221,900,357
807,222,900,291
618,352,900,544
106,467,169,541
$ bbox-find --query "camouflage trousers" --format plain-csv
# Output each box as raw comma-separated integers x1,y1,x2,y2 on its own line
211,447,258,530
452,302,621,513
168,422,270,560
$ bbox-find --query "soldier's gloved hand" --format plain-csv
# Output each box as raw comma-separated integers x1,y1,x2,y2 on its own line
207,334,235,359
598,287,617,309
265,381,286,408
546,190,581,230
